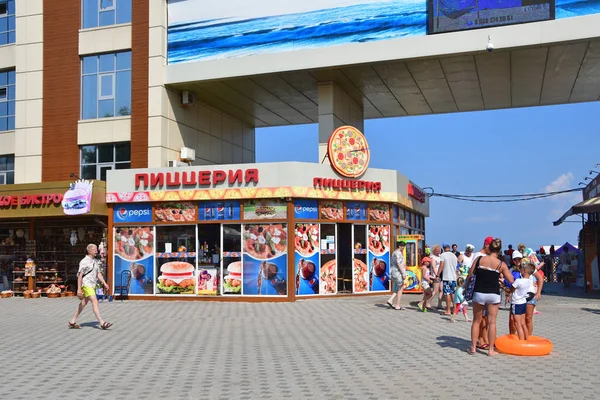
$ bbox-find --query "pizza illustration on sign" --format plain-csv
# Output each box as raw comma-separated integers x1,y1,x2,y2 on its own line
327,126,370,178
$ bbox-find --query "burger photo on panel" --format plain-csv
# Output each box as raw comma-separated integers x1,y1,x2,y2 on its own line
157,261,196,294
223,261,242,294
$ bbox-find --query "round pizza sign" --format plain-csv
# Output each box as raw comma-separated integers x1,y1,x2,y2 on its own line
327,126,370,178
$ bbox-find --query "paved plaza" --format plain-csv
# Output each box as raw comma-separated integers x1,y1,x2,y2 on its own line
2,284,600,400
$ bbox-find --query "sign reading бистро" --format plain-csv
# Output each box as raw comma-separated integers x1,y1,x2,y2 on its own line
0,194,64,208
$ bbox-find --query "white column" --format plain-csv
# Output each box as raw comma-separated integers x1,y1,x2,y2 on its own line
148,0,255,167
14,0,43,183
318,82,364,163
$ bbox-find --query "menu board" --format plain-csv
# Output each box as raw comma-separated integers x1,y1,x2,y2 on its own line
198,200,241,221
294,223,320,295
154,202,196,222
113,226,155,295
242,223,288,295
367,224,391,292
243,200,287,220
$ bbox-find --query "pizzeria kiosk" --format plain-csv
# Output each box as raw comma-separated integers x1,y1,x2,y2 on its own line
105,126,429,302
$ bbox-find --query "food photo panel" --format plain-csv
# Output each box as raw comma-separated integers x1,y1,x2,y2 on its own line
243,200,287,220
222,258,242,295
368,203,390,222
113,226,155,295
155,202,197,222
242,223,288,295
320,201,344,220
367,224,390,292
294,223,320,295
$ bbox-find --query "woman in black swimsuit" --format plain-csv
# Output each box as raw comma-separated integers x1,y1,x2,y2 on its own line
464,238,514,356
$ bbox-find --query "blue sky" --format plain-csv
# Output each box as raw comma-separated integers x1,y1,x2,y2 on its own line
256,102,599,251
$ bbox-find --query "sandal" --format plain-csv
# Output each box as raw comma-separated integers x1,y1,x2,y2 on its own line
476,343,489,350
68,322,80,329
100,322,113,330
466,348,476,355
386,301,395,309
394,307,405,310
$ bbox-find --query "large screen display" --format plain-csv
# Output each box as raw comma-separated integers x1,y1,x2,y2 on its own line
428,0,555,33
167,0,427,63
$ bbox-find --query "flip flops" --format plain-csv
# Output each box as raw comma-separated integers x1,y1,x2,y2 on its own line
476,343,489,350
466,348,476,355
101,322,113,330
386,301,395,309
68,322,80,329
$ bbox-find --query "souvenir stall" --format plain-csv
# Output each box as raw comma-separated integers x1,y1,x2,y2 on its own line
0,180,108,297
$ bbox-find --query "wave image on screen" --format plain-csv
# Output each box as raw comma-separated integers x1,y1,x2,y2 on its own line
167,0,427,63
428,0,555,33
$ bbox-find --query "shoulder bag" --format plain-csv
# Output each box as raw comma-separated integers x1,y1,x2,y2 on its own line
464,256,481,302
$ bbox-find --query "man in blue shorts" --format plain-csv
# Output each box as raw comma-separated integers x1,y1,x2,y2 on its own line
439,244,458,316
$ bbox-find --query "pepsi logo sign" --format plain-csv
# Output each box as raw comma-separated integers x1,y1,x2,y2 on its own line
114,204,152,222
294,206,318,214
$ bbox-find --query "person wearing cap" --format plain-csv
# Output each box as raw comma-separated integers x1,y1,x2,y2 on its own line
418,256,434,312
473,236,493,259
439,244,458,316
387,241,407,310
457,244,475,279
505,250,524,335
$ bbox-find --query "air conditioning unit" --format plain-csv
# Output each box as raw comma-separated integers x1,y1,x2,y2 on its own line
180,147,196,162
168,160,188,168
180,90,195,106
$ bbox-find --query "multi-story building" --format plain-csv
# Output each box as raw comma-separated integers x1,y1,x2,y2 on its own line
0,0,255,187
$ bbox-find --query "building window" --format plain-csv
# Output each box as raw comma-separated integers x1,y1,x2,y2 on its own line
0,69,15,132
0,154,14,184
81,142,130,181
81,52,131,119
0,0,15,45
82,0,132,29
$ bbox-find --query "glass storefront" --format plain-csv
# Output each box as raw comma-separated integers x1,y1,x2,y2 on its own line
109,199,426,300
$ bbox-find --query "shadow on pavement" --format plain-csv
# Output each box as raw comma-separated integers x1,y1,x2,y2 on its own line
436,335,471,350
79,322,101,329
541,283,600,299
581,307,600,315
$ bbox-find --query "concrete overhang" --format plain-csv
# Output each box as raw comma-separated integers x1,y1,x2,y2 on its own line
166,14,600,127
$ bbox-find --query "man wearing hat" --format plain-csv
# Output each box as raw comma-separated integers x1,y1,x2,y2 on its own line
457,244,475,279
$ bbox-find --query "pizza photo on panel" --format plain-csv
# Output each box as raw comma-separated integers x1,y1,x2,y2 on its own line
327,126,370,178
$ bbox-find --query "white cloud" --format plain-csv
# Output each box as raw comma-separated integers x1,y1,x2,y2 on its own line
468,214,500,223
545,172,582,219
546,172,575,192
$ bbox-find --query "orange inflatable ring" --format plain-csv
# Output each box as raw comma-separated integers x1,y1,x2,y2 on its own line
495,334,553,356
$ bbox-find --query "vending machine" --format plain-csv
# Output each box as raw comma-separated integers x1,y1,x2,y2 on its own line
397,235,424,294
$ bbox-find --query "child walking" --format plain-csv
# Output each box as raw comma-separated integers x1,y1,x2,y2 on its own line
417,257,433,312
451,277,470,322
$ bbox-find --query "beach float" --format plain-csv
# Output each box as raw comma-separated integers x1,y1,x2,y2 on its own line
495,334,553,356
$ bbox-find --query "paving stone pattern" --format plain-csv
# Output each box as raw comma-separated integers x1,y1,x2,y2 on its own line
1,284,599,400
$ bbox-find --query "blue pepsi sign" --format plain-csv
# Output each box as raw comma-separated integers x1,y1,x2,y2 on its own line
294,199,318,220
198,201,240,221
114,203,153,223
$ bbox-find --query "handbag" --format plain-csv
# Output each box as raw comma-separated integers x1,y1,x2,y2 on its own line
464,256,481,302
